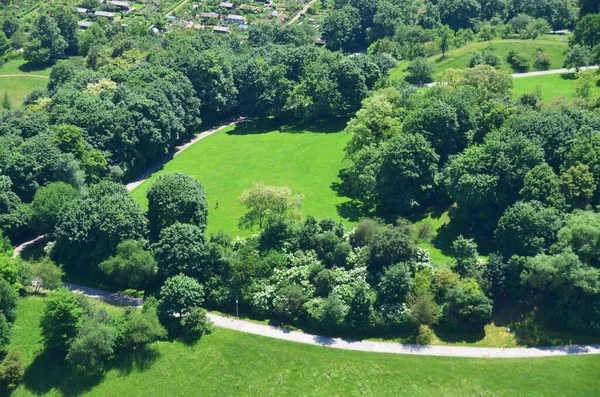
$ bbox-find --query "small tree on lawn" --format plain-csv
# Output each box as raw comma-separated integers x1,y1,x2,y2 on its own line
564,45,591,72
33,257,64,293
238,183,304,229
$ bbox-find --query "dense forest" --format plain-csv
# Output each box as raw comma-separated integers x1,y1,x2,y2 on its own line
1,0,600,389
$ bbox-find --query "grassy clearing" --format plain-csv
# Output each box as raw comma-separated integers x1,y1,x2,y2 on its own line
390,36,569,82
8,296,600,397
512,72,600,102
131,120,355,237
0,55,51,107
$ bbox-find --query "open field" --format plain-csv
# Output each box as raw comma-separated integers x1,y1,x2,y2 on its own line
8,295,600,396
131,120,354,237
390,36,569,82
513,72,600,102
0,55,51,107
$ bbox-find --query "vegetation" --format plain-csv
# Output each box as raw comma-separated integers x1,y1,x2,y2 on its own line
6,296,600,396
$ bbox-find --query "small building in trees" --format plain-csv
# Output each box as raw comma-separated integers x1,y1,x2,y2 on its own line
213,26,231,34
219,2,234,9
110,1,131,11
227,14,245,25
94,11,116,19
78,21,94,29
201,12,219,20
74,7,89,14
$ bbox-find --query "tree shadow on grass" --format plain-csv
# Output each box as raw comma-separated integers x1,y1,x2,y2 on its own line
560,72,578,80
336,200,365,222
18,61,54,74
21,346,161,396
226,117,349,136
433,328,486,344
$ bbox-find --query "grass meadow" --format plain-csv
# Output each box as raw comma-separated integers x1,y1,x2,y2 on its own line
131,119,355,237
390,36,570,82
0,54,51,107
7,296,600,397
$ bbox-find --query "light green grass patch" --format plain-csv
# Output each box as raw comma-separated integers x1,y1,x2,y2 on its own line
0,77,47,108
390,37,569,83
9,295,600,396
512,72,600,102
131,121,354,237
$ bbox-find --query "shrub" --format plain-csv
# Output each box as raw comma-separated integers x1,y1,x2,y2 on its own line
405,57,436,84
416,222,434,242
469,47,502,69
534,49,551,69
415,324,434,345
0,352,24,392
507,50,530,72
181,307,213,337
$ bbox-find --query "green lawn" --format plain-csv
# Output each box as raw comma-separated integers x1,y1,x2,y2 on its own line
512,72,600,102
8,296,600,396
131,120,355,237
0,55,51,107
391,36,569,82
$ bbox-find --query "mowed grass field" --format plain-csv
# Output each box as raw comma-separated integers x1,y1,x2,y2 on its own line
390,36,569,82
131,120,354,237
0,55,51,107
8,296,600,397
513,72,600,102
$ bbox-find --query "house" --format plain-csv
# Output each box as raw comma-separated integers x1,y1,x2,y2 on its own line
78,21,94,29
185,22,206,30
200,12,219,20
227,14,245,25
269,10,278,19
219,2,234,9
74,7,89,14
213,26,231,34
166,15,176,22
110,1,131,11
94,11,116,19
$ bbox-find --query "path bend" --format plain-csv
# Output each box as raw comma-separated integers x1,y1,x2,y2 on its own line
62,282,600,359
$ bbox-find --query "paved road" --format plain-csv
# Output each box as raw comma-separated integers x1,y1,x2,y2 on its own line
61,282,600,359
12,235,47,259
0,74,49,79
287,0,319,25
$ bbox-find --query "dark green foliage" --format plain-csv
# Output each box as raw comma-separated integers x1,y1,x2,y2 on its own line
0,351,24,391
0,313,10,350
495,201,564,258
32,257,64,292
405,57,436,84
519,163,564,208
469,47,502,69
157,274,205,318
52,181,147,270
377,263,413,305
66,319,116,374
523,251,600,331
152,223,207,280
572,13,600,47
147,172,208,239
40,287,84,350
120,306,166,350
181,307,213,338
375,133,439,215
100,240,157,290
367,225,416,278
0,279,18,322
29,181,80,235
23,14,67,65
552,211,600,267
451,236,479,278
440,279,493,332
507,50,530,72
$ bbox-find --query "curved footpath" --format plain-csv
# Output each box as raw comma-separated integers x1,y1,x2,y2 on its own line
62,282,600,359
0,74,49,79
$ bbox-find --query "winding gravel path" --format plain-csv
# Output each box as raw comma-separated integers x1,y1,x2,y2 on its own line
287,0,319,25
61,282,600,359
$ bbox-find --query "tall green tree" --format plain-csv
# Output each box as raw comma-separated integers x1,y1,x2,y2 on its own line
40,287,84,350
147,172,208,239
23,15,67,65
